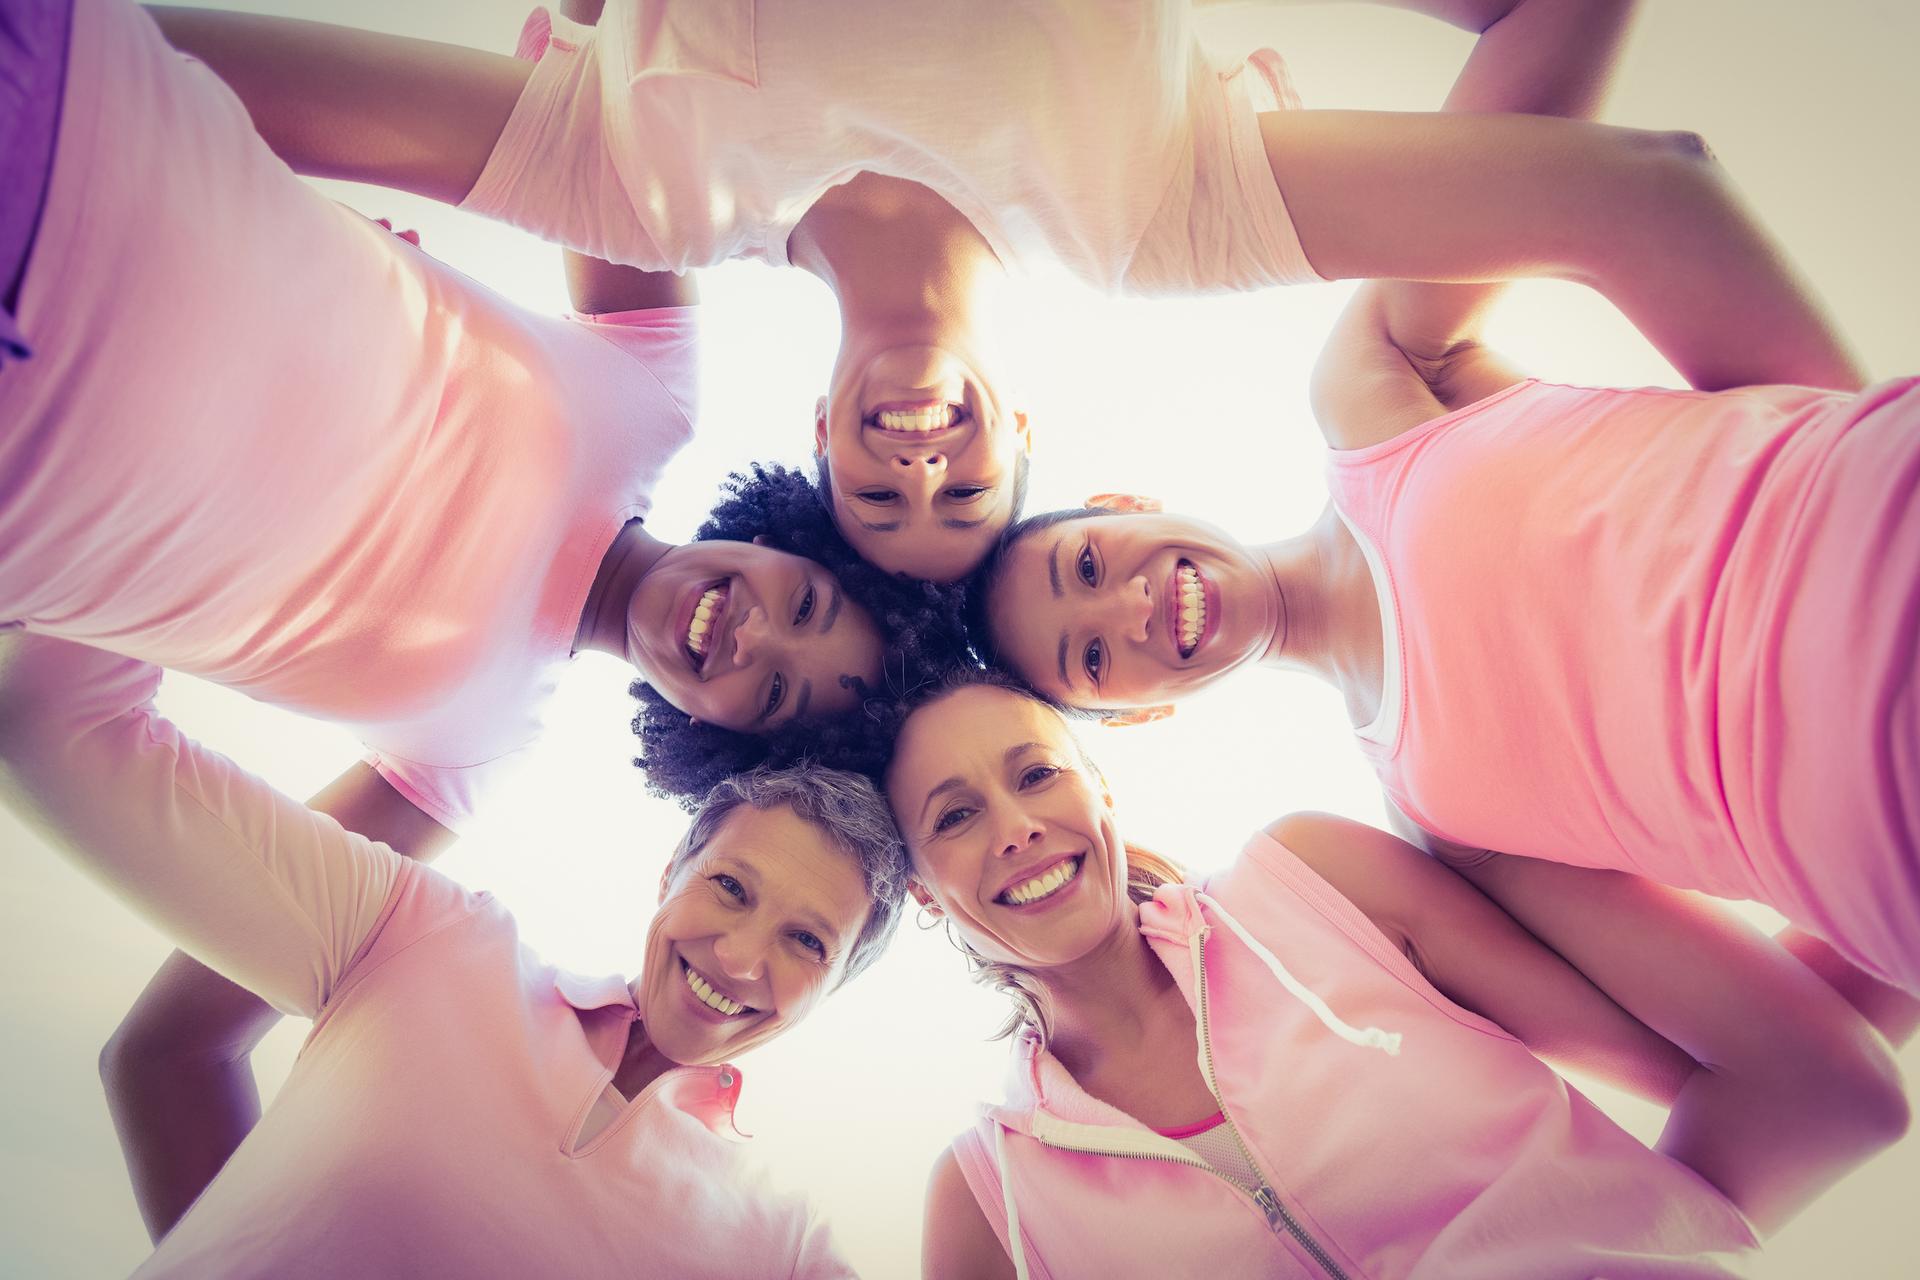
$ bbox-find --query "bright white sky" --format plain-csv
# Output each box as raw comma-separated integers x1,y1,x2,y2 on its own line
2,2,1915,1276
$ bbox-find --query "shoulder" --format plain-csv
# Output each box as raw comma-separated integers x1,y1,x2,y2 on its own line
1254,812,1430,950
923,1143,1015,1280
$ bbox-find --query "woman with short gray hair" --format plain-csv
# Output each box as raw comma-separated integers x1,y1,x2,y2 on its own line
0,632,906,1279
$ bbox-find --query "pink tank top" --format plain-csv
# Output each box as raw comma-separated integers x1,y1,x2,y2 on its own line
1324,377,1920,988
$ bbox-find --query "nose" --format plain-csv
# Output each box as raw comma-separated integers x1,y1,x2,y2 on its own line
712,929,769,985
888,450,947,492
729,605,770,667
997,810,1044,860
1103,574,1152,645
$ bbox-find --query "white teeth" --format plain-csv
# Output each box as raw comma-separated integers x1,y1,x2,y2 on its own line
1002,858,1081,906
687,586,725,656
874,403,959,432
1177,563,1206,656
683,962,749,1016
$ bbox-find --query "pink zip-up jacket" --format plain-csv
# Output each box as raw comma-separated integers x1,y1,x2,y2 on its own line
950,831,1758,1279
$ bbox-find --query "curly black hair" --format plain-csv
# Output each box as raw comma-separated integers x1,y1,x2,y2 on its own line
632,462,978,808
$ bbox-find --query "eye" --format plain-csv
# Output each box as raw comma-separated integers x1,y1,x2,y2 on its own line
792,930,827,959
794,583,816,626
855,489,900,506
1019,763,1061,789
944,486,988,502
1076,544,1097,586
1083,639,1103,684
763,673,786,718
932,803,977,834
712,873,746,900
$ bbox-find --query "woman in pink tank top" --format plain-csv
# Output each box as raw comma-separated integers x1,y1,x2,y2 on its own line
882,673,1905,1278
969,0,1920,1002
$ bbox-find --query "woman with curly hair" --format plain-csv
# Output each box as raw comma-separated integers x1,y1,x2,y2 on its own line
632,463,977,807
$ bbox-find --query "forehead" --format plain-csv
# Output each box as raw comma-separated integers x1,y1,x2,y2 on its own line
697,802,873,932
888,686,1071,797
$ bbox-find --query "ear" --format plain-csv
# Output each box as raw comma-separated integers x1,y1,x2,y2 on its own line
907,880,942,915
1014,409,1033,454
1101,704,1175,727
813,396,829,456
1086,492,1162,514
751,533,772,548
658,863,676,905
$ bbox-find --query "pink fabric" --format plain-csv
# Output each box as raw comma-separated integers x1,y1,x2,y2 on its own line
951,831,1757,1279
0,0,699,830
1325,377,1920,990
0,635,850,1280
462,0,1318,292
1154,1110,1226,1140
137,865,849,1279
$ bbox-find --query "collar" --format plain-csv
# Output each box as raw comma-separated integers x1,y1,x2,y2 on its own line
552,969,749,1140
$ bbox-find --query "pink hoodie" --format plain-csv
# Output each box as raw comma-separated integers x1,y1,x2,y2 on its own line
951,831,1757,1279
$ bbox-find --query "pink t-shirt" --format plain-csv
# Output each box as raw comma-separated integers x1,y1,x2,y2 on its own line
0,636,852,1280
0,0,699,830
461,1,1318,294
1325,377,1920,990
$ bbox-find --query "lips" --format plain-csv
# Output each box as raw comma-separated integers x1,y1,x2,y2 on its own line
1166,559,1215,660
864,399,971,443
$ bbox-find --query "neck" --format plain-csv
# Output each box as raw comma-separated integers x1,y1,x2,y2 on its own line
1252,505,1371,689
610,1016,676,1100
1038,899,1186,1082
574,520,675,659
788,174,1005,347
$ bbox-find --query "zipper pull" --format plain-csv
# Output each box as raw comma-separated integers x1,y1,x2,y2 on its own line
1254,1185,1286,1230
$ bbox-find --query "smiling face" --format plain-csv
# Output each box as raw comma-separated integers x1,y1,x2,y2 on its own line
627,540,886,732
635,802,875,1065
987,512,1279,710
885,684,1129,970
816,342,1030,582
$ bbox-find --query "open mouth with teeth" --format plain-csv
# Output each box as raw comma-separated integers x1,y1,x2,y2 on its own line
865,400,970,435
1174,560,1208,658
682,958,756,1018
996,855,1084,908
685,582,729,671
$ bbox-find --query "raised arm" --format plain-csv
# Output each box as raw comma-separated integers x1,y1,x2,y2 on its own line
1276,813,1909,1237
148,4,695,313
100,764,454,1241
1273,55,1864,450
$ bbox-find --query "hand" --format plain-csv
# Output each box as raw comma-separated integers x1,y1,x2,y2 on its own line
373,217,421,247
1086,492,1163,514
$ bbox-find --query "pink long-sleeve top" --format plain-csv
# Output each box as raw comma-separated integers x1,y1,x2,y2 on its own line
0,634,853,1279
1324,377,1920,991
0,0,700,831
461,1,1319,294
949,831,1757,1279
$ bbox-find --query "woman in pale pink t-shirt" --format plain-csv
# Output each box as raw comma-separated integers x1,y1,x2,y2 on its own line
883,676,1905,1278
972,0,1920,1003
0,633,905,1279
149,0,1847,591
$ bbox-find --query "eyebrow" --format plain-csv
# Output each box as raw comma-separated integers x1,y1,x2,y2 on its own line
857,520,902,533
820,583,842,633
941,516,990,530
916,742,1048,824
1057,632,1070,692
791,678,813,724
1047,544,1063,600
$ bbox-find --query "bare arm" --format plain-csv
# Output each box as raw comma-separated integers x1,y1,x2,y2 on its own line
146,7,530,205
149,5,694,314
1277,814,1910,1236
99,764,454,1240
1272,108,1864,443
922,1146,1017,1280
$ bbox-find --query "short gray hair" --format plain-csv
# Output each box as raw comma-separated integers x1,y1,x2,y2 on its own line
669,762,908,984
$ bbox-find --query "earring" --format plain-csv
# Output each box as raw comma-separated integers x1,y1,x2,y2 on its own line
916,902,942,931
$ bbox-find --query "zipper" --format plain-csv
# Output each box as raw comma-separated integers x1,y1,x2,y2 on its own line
1193,926,1351,1280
